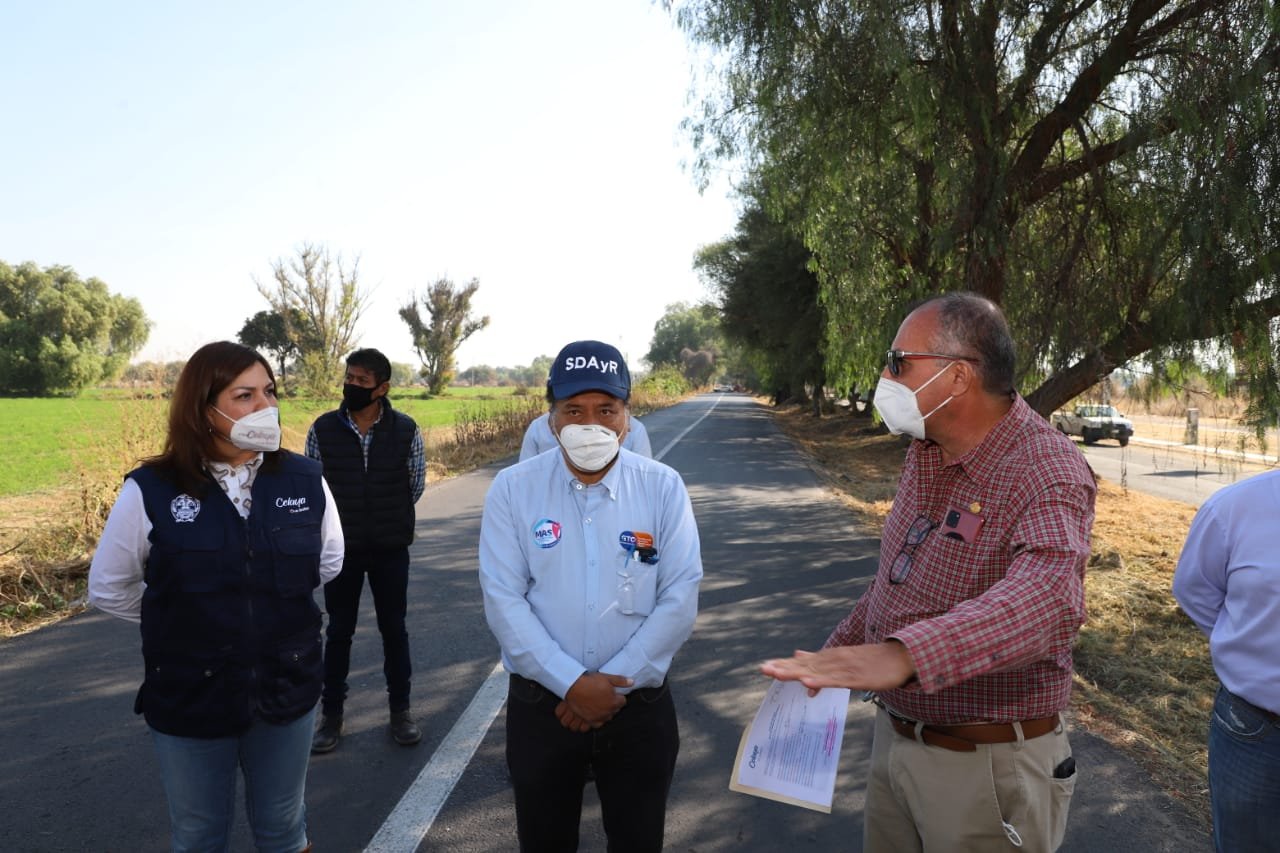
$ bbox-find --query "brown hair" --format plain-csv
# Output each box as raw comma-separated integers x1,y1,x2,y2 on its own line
143,341,278,495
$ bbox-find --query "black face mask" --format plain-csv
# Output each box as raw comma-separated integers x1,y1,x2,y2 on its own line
343,383,378,412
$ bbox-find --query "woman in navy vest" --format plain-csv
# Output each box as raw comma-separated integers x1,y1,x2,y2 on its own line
89,341,344,853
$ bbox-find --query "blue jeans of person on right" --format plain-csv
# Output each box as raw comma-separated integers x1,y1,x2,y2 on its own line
320,546,412,716
1208,684,1280,852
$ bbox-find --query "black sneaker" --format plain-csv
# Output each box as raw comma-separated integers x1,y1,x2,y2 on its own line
390,710,422,746
311,714,343,754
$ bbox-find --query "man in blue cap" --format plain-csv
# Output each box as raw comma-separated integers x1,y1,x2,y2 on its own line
479,340,703,852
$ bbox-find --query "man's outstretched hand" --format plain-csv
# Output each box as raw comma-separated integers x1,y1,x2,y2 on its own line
761,642,916,692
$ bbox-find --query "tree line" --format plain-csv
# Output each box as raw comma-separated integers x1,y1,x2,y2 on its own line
249,243,490,397
0,244,492,397
0,261,150,395
667,0,1280,425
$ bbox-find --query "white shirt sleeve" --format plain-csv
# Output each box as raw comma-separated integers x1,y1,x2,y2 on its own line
319,477,345,584
87,478,151,624
519,413,553,462
624,416,653,457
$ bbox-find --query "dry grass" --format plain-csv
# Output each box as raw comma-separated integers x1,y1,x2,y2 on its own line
770,402,1213,824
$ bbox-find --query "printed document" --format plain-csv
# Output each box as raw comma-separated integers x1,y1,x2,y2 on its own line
729,679,850,813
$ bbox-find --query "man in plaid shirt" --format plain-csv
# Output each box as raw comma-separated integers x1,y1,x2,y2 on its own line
764,293,1095,853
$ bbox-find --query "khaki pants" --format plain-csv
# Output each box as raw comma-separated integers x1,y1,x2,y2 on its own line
864,708,1076,853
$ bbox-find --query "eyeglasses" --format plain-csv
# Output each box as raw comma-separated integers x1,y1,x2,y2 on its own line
885,349,981,377
889,515,937,584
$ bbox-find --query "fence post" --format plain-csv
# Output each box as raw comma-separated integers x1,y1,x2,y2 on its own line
1184,408,1199,446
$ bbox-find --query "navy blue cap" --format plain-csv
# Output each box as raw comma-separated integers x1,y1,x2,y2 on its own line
548,340,631,402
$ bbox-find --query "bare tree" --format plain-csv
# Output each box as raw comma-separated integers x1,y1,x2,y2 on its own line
399,277,490,395
255,243,369,396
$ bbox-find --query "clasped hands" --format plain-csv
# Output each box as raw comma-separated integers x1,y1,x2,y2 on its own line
555,671,633,733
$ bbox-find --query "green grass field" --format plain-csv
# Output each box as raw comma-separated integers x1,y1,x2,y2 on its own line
0,388,539,498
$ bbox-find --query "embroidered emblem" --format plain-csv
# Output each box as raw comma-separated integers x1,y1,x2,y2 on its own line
170,494,201,523
276,496,309,514
532,518,562,549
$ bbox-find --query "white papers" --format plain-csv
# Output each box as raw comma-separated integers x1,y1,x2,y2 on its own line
729,679,850,813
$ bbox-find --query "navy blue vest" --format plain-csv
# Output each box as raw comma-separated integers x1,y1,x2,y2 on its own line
311,397,417,550
130,452,326,738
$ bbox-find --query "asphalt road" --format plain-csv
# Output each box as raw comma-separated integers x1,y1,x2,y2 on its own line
1076,434,1273,508
0,394,1211,851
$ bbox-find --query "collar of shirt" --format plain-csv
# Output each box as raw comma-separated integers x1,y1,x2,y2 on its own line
916,394,1032,488
558,451,624,499
205,454,264,519
341,399,385,434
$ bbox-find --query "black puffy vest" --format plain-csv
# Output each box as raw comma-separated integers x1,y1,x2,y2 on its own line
311,398,417,550
129,453,325,738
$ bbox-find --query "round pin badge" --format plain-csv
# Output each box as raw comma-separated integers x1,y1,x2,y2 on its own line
532,518,562,549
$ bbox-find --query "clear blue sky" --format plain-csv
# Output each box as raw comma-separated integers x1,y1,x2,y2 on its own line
1,1,741,372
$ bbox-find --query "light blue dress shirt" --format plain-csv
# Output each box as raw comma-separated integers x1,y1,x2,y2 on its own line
1173,469,1280,713
479,447,702,699
518,412,653,462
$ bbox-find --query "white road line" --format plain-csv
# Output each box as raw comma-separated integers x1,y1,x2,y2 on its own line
654,393,721,461
363,662,508,853
364,395,718,851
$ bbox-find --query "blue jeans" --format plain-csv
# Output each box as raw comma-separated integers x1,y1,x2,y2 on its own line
1208,685,1280,853
149,707,316,853
321,546,412,715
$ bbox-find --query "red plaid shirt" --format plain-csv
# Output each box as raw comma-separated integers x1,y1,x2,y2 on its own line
825,395,1095,724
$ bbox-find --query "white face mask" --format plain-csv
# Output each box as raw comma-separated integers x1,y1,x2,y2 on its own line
213,406,282,452
556,423,620,473
872,364,955,440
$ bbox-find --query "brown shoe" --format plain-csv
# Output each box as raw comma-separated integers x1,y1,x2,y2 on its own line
390,710,422,746
311,714,343,754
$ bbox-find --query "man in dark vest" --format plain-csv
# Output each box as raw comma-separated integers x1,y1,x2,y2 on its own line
306,348,426,752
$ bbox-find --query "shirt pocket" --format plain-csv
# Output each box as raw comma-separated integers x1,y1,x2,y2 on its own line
147,527,231,593
615,554,658,618
137,649,246,730
257,628,323,722
271,522,322,597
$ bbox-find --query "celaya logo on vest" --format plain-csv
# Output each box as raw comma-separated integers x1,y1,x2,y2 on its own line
276,496,310,514
170,494,201,523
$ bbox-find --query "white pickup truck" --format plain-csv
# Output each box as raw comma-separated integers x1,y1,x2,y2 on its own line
1050,404,1134,446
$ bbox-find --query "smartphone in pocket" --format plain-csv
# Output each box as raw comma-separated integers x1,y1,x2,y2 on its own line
941,506,984,543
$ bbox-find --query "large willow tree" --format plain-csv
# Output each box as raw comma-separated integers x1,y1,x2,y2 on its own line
671,1,1280,418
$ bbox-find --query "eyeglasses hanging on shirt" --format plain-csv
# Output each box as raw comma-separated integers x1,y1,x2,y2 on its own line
890,515,938,583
